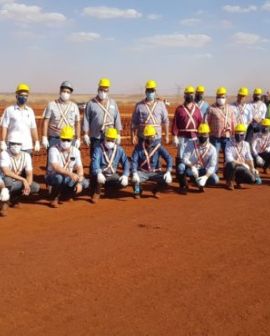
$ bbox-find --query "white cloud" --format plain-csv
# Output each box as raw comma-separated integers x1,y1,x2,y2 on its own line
69,32,101,43
232,32,268,45
0,3,66,24
223,5,257,13
261,1,270,11
180,18,201,26
83,6,142,19
147,13,162,20
139,33,212,48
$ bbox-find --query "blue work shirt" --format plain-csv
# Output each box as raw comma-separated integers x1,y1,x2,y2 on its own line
91,144,130,176
131,140,173,173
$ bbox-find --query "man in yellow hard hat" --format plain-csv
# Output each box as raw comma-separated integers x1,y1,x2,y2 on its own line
45,125,89,207
206,87,236,172
42,81,81,149
195,85,209,119
131,80,170,145
246,88,267,143
83,78,122,158
131,125,173,198
0,131,40,213
172,86,202,163
178,123,219,194
231,87,252,126
251,118,270,173
0,83,40,154
224,124,259,190
90,127,130,203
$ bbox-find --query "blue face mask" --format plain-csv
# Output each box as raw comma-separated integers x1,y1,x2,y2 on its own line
146,92,156,101
17,95,28,105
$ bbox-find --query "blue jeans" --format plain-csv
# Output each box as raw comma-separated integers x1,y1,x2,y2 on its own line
3,177,40,195
45,174,89,189
133,171,165,193
177,137,196,160
210,136,230,171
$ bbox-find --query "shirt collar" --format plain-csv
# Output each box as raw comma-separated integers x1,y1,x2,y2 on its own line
14,104,29,111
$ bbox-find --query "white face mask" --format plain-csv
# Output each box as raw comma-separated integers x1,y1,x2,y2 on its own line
60,140,72,150
10,144,22,155
98,90,108,100
217,98,226,106
105,141,115,150
60,92,71,102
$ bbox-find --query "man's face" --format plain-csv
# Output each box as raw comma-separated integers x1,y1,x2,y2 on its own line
237,94,246,103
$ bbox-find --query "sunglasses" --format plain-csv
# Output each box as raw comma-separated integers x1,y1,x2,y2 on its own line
9,142,22,146
61,139,72,142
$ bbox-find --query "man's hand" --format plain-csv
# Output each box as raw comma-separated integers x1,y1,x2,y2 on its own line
22,179,31,196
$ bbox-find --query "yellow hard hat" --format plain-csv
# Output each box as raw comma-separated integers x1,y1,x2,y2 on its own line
238,87,249,96
16,83,30,93
145,80,157,89
60,125,75,140
196,85,205,93
198,123,210,134
184,86,195,94
235,124,247,133
143,125,156,137
254,88,263,95
98,78,111,88
105,127,118,140
216,87,227,96
261,118,270,127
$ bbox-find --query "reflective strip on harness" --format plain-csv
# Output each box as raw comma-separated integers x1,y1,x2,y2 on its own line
260,134,270,153
140,143,161,172
57,145,73,171
179,104,197,132
93,98,114,131
10,152,26,175
193,142,211,168
236,104,247,124
56,100,72,130
101,144,117,174
234,142,245,163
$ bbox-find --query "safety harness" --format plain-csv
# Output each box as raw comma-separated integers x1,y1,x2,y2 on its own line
10,152,26,175
179,104,197,132
236,103,247,124
101,144,117,174
140,142,161,172
49,100,72,133
193,141,211,168
56,145,75,172
93,98,114,131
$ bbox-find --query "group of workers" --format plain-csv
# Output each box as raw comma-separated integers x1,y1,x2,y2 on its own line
0,78,269,216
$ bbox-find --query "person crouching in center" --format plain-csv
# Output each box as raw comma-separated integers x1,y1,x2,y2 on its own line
45,125,89,207
131,125,173,199
90,128,130,203
178,123,219,194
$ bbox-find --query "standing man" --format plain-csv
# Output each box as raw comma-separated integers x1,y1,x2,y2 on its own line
246,88,267,143
0,132,40,213
206,87,236,171
0,83,40,154
231,87,252,126
83,78,122,158
178,123,219,194
42,81,81,148
131,80,169,145
195,85,209,120
224,124,259,190
251,118,270,173
90,128,130,203
45,126,89,208
131,125,173,199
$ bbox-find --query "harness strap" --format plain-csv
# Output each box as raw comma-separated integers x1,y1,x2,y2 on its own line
183,104,196,130
93,98,113,131
140,143,161,172
101,144,117,174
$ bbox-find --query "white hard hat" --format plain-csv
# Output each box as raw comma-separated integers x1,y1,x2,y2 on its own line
7,131,23,144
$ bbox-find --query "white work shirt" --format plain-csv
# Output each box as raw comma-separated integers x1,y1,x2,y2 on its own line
225,140,253,164
183,140,217,176
247,101,267,122
43,100,80,137
231,103,252,126
47,145,82,175
0,150,32,177
251,133,270,156
0,105,37,150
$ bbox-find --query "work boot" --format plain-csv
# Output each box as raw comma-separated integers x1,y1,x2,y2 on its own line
179,186,188,195
49,186,61,208
152,187,161,199
91,183,101,204
226,180,234,190
0,202,8,217
9,196,21,208
133,184,141,199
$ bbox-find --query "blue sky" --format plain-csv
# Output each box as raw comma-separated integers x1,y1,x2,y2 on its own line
0,0,269,95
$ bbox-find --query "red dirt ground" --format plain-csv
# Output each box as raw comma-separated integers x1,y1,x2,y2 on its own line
1,146,270,336
1,104,270,335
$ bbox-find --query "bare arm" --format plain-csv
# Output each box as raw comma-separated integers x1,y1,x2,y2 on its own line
1,127,7,142
75,120,81,140
31,128,39,142
42,118,49,137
